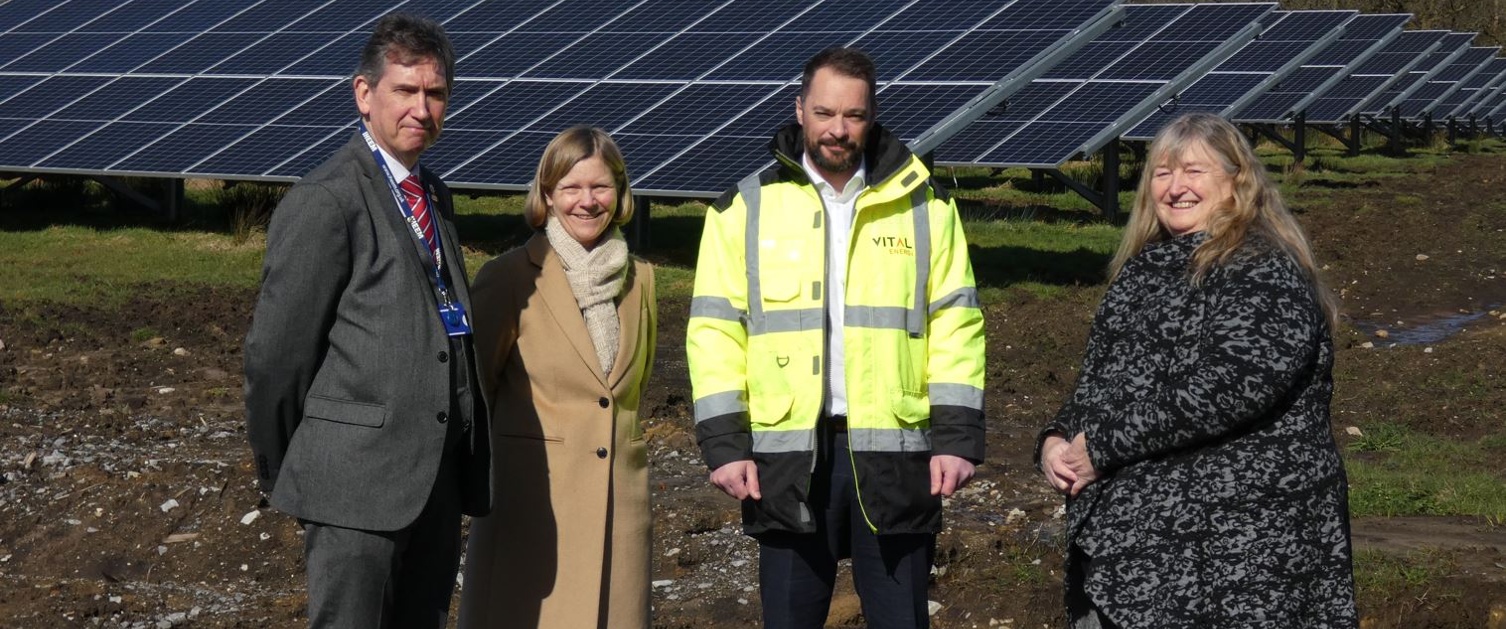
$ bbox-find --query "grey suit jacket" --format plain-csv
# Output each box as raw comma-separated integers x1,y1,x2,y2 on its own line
244,134,492,531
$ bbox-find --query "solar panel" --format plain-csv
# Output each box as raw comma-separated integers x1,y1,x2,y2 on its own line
1122,9,1355,141
936,2,1273,169
1360,32,1476,118
1230,13,1410,123
1442,57,1506,119
0,0,1124,198
1300,29,1448,124
1392,46,1497,119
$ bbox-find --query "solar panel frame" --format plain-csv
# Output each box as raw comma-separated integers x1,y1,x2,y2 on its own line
935,2,1273,169
1230,13,1410,124
1122,9,1356,141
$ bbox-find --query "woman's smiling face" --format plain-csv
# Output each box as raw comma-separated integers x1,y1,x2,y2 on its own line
546,155,617,249
1150,140,1233,237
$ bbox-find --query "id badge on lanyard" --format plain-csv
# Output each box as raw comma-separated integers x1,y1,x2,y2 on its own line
360,122,472,337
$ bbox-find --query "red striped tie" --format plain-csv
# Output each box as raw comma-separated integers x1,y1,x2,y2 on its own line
400,174,436,256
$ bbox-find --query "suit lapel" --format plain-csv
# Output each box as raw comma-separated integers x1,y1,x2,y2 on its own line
528,234,610,387
355,135,443,293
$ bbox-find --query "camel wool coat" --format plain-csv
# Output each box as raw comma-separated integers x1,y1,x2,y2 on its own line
459,232,656,629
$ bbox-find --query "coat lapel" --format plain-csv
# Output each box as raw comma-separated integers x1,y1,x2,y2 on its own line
527,234,610,387
355,135,444,299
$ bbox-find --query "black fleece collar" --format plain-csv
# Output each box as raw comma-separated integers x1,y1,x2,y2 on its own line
767,121,915,189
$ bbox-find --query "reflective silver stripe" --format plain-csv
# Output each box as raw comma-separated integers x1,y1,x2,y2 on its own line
929,287,980,314
690,296,746,323
750,308,823,335
848,427,932,453
694,390,748,422
845,305,908,330
751,428,817,453
908,188,930,337
929,383,984,410
741,173,764,326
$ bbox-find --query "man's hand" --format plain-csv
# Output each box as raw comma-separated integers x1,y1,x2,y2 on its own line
929,454,976,497
1061,433,1100,497
1039,432,1077,495
709,460,761,500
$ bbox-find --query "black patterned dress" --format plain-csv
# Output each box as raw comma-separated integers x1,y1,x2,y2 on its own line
1039,232,1357,628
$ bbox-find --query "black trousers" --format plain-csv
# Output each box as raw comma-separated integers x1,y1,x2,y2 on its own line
755,425,934,629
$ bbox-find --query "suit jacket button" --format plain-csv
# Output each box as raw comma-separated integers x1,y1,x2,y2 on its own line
437,351,449,363
598,397,609,408
596,447,608,459
436,412,448,423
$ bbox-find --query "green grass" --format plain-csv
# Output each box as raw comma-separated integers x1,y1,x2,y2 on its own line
1352,548,1459,598
1345,424,1506,520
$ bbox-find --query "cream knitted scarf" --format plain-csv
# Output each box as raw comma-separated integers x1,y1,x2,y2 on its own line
545,215,629,376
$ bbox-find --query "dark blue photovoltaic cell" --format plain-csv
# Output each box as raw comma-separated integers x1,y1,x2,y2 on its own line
528,83,683,131
122,78,259,123
0,75,47,107
992,82,1080,120
114,124,261,172
445,131,559,184
611,133,699,182
0,76,114,120
439,1,557,32
605,0,722,33
210,0,327,33
458,33,573,78
48,77,186,122
1441,59,1506,117
636,134,770,193
1217,41,1321,73
784,0,905,32
614,33,765,81
1355,31,1447,73
0,34,60,68
135,33,265,74
446,81,592,131
269,128,355,177
403,0,490,22
280,34,366,76
880,1,1004,32
11,3,93,32
422,129,516,176
1259,10,1352,41
0,0,65,31
209,33,334,75
4,33,133,72
854,31,988,82
1045,82,1162,122
522,34,665,79
67,33,182,73
1232,13,1409,122
145,2,251,32
1325,75,1392,100
1100,41,1222,81
978,121,1103,166
1094,4,1188,42
198,79,336,125
703,33,841,81
1310,40,1387,66
617,84,781,136
1281,66,1345,92
879,84,1002,137
0,120,100,166
1129,105,1224,141
977,0,1118,31
279,87,365,127
1359,34,1471,116
39,122,179,170
1339,13,1411,41
718,85,799,138
1172,73,1270,106
79,0,192,33
1393,47,1496,118
190,125,335,176
1041,42,1136,80
1154,3,1272,42
1433,48,1496,82
905,30,1066,82
517,0,631,33
283,1,395,32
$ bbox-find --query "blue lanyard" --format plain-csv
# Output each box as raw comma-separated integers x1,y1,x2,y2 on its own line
358,122,451,301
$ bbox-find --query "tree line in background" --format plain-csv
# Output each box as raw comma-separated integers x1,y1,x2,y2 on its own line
1140,0,1500,47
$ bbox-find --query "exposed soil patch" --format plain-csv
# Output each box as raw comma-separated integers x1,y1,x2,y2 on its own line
2,149,1505,627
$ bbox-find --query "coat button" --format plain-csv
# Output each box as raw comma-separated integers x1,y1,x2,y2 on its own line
437,351,449,363
436,412,448,424
596,447,608,459
598,397,609,408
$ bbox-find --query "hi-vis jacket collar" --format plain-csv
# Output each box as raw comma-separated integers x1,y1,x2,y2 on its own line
767,122,925,199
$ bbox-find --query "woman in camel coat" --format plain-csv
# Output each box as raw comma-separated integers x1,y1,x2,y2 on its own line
460,126,656,629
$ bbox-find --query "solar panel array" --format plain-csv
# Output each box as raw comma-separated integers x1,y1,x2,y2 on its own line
3,0,1506,201
1361,32,1476,118
0,0,1122,197
1122,9,1356,141
1230,13,1410,124
935,2,1273,169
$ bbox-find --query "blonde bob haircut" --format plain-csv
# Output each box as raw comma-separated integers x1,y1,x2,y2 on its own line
524,125,634,229
1111,113,1339,329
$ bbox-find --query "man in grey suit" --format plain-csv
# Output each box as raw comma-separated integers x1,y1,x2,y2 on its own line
244,13,491,628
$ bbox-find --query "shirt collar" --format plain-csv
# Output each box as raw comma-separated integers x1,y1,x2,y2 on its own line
374,144,418,182
801,152,866,203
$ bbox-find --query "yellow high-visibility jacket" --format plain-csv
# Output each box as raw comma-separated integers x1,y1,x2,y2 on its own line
688,123,986,535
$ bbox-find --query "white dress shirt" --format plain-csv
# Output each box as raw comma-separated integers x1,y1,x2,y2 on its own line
801,153,866,418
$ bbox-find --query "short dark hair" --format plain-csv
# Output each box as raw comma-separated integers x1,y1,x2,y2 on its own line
800,46,877,113
355,13,456,93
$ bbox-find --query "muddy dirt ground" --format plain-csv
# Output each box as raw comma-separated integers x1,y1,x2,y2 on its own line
2,150,1505,628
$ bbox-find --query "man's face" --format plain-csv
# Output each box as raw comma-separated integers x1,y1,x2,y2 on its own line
354,54,448,168
795,66,871,180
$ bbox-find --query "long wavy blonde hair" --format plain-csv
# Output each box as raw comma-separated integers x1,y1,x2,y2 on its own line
1110,113,1339,329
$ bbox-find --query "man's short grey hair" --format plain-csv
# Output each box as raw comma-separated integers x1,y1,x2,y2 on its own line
355,13,456,92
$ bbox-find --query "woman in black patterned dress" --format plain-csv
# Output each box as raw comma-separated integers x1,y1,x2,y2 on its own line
1036,112,1356,628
